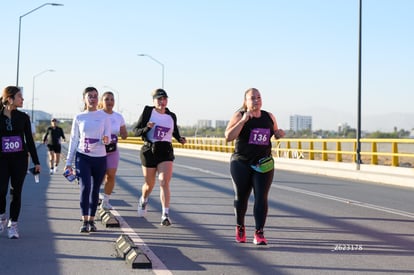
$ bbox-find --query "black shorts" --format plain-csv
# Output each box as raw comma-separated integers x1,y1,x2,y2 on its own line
140,141,175,168
47,144,62,154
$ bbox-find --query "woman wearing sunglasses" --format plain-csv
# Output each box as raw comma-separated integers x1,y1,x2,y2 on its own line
0,86,41,239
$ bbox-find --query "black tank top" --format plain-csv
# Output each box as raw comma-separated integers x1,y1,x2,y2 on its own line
233,110,274,164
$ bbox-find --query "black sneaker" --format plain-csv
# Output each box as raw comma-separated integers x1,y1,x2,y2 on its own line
80,221,89,233
88,221,97,232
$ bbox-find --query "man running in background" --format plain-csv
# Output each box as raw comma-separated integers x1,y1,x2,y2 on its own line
43,118,66,174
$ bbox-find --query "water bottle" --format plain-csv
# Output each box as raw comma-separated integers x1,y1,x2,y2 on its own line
29,167,40,183
63,169,76,182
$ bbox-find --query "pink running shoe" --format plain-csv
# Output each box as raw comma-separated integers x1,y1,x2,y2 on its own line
235,225,246,243
253,230,267,245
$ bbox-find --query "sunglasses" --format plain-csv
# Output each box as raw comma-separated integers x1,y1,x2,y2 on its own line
6,118,12,131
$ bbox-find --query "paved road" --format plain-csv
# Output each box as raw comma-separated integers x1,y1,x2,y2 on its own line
1,144,414,275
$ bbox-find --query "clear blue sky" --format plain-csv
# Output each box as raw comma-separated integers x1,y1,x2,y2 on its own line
1,0,413,131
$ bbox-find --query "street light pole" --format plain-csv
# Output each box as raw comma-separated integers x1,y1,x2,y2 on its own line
32,69,54,122
137,54,165,89
356,0,362,170
16,3,63,86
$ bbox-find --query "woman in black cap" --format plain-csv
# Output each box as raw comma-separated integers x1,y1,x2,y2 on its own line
134,88,186,226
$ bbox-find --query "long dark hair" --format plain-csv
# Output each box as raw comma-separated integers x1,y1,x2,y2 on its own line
1,86,21,111
82,86,98,111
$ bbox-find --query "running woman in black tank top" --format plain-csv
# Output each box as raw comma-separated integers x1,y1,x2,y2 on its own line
225,88,285,245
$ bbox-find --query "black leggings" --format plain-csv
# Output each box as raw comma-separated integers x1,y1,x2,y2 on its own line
0,155,28,222
230,158,274,230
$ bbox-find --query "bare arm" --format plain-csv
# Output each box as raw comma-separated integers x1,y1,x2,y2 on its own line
119,125,128,139
268,112,285,139
225,111,252,142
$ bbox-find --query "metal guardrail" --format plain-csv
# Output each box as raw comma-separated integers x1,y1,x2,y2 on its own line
118,137,414,167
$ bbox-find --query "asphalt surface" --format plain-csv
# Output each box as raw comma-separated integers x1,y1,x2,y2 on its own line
1,143,413,275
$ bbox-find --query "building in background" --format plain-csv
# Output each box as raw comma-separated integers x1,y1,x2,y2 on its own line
289,115,312,131
21,109,52,125
197,120,213,128
215,120,229,128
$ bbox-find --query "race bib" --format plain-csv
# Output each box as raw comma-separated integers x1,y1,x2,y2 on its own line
153,125,170,141
110,134,118,144
248,128,270,145
2,136,23,153
84,138,100,153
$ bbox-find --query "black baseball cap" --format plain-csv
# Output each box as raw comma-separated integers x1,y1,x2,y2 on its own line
152,89,168,99
51,118,57,122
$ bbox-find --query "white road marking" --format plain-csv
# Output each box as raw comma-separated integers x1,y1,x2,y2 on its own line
114,149,414,273
277,185,414,219
110,209,173,275
176,163,414,219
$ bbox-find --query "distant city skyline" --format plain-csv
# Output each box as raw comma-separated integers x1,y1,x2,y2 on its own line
24,107,413,134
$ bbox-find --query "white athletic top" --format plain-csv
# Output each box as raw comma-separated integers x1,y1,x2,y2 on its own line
147,109,173,143
66,110,111,165
99,110,125,143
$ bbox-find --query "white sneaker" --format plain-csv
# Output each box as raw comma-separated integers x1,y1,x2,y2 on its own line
8,222,19,239
53,166,58,173
49,169,54,175
100,200,113,210
0,218,7,234
161,214,172,226
137,198,148,217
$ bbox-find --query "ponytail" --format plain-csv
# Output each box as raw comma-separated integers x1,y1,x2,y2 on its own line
1,86,21,109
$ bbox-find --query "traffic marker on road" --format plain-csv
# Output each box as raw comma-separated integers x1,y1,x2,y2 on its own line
115,234,152,269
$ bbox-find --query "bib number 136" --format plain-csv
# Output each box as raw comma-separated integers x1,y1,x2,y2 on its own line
248,128,270,145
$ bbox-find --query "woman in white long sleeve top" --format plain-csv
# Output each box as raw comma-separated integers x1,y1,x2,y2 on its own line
65,87,111,233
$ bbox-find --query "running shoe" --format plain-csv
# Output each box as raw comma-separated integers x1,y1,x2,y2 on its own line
161,214,172,226
80,221,89,233
49,169,54,175
53,166,58,173
235,225,246,243
88,221,97,232
0,218,7,234
253,230,267,245
100,200,113,210
137,197,148,217
8,222,19,239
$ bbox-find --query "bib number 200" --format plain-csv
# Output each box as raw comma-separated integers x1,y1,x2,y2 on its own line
2,136,23,153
